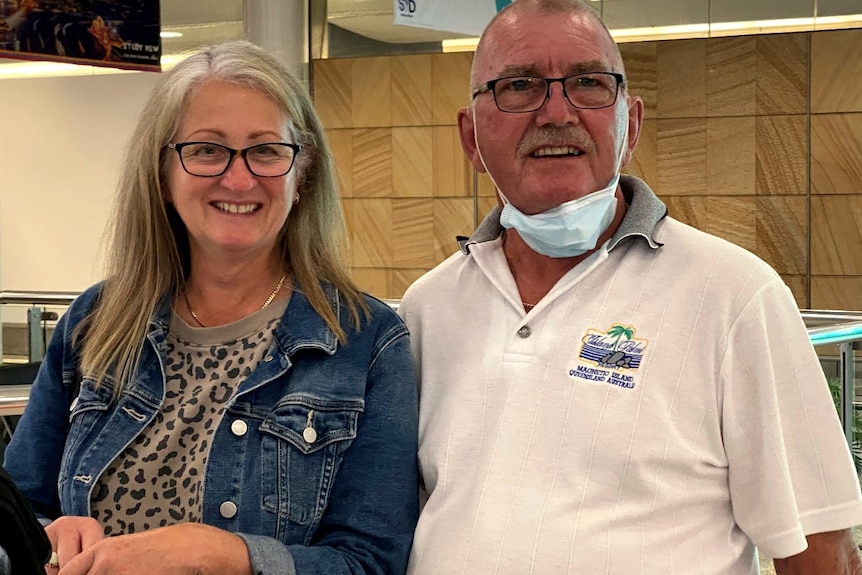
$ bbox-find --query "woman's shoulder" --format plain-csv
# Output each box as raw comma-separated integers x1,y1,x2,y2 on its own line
65,282,106,325
346,292,407,340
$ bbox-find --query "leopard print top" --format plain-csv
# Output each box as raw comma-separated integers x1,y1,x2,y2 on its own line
90,298,289,535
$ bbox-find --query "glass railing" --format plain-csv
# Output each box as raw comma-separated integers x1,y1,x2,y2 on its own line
1,292,860,444
802,310,862,447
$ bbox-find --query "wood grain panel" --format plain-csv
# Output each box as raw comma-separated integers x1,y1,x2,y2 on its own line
392,127,433,198
314,58,353,129
756,196,807,275
707,117,755,195
626,119,657,186
811,29,862,113
352,57,392,127
657,118,707,195
756,33,807,115
432,52,472,125
706,36,756,117
352,129,392,198
811,277,862,311
433,126,472,198
811,113,862,195
657,39,706,119
351,268,389,299
620,42,657,120
326,129,353,198
662,196,708,230
755,115,807,195
780,274,809,309
434,198,475,263
393,199,434,267
704,196,757,253
811,195,862,275
392,55,433,126
348,198,392,268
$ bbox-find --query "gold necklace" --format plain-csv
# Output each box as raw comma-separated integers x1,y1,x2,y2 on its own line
184,274,287,328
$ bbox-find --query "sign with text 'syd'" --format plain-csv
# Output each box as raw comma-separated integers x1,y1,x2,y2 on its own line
393,0,511,37
0,0,161,72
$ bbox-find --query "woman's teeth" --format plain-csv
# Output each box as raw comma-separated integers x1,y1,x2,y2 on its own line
213,202,259,214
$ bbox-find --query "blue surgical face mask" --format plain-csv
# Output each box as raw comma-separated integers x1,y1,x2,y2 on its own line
473,104,629,258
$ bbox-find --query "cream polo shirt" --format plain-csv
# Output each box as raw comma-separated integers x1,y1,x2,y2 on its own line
400,175,862,575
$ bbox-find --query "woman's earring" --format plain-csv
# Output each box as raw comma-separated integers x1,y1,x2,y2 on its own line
294,193,300,204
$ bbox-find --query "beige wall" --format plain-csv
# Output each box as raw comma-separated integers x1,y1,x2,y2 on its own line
314,28,862,309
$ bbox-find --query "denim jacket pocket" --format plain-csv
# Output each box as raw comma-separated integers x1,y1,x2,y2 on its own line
259,398,362,526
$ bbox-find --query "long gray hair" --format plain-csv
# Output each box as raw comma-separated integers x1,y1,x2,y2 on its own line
80,40,365,391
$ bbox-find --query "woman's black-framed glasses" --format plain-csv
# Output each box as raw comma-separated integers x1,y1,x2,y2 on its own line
167,141,302,177
472,72,625,113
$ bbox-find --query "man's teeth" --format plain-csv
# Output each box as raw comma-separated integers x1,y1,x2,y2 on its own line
214,202,259,214
533,147,583,157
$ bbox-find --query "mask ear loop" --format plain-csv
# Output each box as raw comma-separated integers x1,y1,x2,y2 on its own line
471,105,512,205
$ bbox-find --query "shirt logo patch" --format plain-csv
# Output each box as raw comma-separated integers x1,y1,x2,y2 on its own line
570,324,648,389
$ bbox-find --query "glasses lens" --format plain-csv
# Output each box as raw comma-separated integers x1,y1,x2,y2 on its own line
179,143,232,176
563,73,619,109
177,142,297,177
245,143,296,177
493,77,548,113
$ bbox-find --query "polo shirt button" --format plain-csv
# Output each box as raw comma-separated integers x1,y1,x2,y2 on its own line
517,325,531,338
230,419,247,436
219,501,238,518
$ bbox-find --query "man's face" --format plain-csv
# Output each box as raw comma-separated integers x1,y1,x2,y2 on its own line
458,10,642,215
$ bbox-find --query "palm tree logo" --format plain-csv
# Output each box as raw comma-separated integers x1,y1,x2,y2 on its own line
607,324,634,351
599,324,636,368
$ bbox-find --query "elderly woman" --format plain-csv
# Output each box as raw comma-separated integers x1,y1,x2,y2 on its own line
4,41,418,575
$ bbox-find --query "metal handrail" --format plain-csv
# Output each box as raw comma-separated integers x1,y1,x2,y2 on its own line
0,291,79,306
801,309,862,321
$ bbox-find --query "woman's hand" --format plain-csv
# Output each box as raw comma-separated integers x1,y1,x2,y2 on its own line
56,523,253,575
45,516,105,572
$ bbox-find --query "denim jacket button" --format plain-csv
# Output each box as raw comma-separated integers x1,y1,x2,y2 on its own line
517,325,531,338
303,426,317,444
230,419,248,436
219,501,238,519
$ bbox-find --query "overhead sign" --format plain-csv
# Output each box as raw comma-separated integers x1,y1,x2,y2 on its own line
0,0,161,72
393,0,512,36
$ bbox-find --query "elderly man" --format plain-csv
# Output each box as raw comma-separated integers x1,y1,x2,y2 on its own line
398,0,862,573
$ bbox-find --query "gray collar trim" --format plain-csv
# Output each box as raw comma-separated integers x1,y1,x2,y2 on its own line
457,174,667,255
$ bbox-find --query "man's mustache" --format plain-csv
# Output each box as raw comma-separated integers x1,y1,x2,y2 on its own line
517,126,597,157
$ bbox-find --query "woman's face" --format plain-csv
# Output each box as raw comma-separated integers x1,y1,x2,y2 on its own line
165,79,300,264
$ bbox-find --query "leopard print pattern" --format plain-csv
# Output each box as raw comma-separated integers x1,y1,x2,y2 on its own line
90,302,286,535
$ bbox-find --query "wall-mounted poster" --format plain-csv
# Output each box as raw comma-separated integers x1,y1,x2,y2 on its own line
0,0,161,71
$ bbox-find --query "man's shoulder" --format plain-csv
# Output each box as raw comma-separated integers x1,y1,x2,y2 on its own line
660,217,774,264
400,250,472,312
656,216,783,286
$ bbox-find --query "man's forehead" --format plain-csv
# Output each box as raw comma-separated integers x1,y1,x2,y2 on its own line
475,10,621,80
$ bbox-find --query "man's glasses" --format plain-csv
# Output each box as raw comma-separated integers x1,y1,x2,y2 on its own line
167,142,302,177
472,72,625,113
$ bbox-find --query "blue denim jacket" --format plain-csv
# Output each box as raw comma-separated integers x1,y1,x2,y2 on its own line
4,283,419,575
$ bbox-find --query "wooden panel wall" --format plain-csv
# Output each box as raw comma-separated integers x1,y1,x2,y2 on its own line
314,28,862,309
